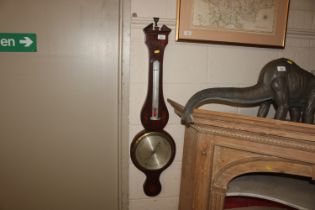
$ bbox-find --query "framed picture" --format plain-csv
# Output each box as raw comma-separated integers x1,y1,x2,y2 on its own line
176,0,290,48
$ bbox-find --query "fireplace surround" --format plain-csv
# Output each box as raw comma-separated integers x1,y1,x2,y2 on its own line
168,99,315,210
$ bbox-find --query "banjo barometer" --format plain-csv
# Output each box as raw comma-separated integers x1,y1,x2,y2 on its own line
130,18,176,197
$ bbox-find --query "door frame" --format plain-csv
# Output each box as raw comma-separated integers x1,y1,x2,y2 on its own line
118,0,130,209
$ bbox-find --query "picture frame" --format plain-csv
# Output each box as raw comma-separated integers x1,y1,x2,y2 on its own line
176,0,290,48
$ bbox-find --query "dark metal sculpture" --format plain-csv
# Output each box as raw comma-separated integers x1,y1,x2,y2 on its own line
182,58,315,125
258,101,303,122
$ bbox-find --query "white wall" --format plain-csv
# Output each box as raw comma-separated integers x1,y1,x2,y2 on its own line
129,0,315,209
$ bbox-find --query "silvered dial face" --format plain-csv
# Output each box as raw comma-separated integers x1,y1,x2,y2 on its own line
135,133,172,170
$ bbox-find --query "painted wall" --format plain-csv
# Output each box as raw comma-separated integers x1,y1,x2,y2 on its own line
129,0,315,209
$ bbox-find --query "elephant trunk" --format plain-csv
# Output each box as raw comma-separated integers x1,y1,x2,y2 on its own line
182,85,272,125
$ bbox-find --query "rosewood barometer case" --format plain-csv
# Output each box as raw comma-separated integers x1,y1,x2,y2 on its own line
130,18,176,197
140,18,170,131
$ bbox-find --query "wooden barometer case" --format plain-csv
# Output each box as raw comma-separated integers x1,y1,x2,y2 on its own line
130,18,176,197
140,17,170,131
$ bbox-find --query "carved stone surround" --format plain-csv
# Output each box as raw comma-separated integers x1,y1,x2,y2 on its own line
168,99,315,210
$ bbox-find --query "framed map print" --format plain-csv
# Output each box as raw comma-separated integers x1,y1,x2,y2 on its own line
176,0,290,48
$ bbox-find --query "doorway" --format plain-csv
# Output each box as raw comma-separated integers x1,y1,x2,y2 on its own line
0,0,128,209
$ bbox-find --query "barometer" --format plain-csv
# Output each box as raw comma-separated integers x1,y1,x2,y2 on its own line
130,131,175,196
130,18,176,197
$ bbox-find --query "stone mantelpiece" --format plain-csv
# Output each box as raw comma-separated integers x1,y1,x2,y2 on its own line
168,99,315,210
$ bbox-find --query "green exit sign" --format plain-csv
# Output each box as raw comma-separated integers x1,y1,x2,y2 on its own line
0,33,37,52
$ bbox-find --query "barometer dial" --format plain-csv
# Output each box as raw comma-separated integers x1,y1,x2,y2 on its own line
130,131,176,196
133,132,174,170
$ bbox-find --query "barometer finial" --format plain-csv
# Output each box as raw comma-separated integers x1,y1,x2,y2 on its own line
153,17,159,28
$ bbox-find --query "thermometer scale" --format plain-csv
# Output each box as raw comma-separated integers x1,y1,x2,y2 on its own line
130,18,176,197
151,60,160,120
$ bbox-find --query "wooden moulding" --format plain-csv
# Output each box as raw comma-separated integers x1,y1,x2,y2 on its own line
167,99,315,210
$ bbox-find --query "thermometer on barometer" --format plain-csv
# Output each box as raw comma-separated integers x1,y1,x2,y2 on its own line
140,17,170,131
151,60,160,120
